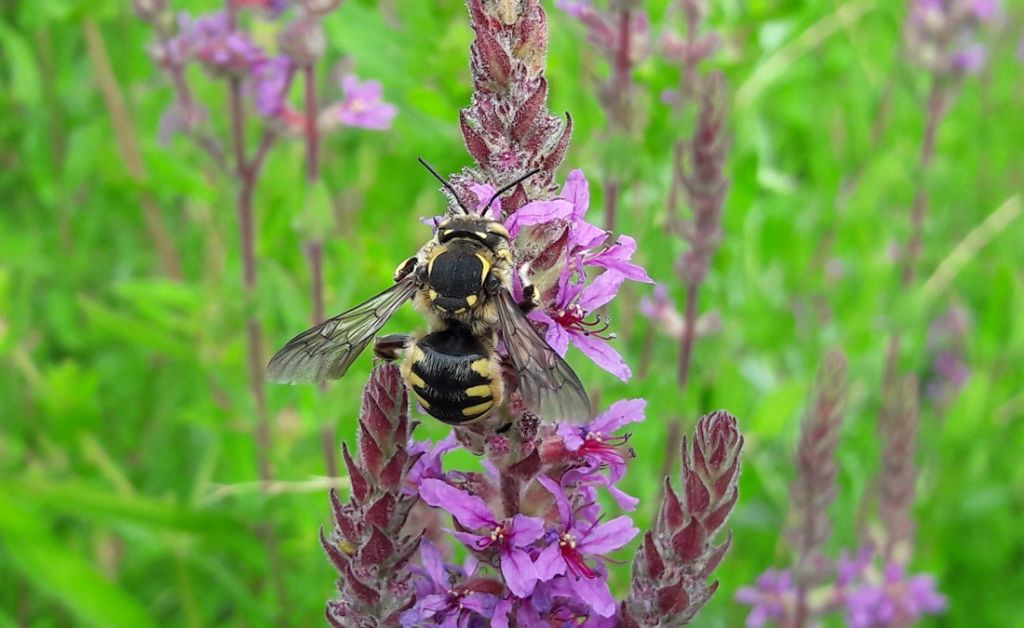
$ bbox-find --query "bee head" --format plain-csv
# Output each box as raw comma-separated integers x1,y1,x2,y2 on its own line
436,216,511,251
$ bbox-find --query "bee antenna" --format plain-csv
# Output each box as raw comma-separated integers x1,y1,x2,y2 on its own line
418,157,469,214
484,169,542,213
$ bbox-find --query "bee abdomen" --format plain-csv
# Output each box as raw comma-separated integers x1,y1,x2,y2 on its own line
405,330,499,424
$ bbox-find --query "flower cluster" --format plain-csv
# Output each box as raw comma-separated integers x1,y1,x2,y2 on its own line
507,170,653,381
736,549,946,627
904,0,1000,76
400,400,647,625
138,1,395,139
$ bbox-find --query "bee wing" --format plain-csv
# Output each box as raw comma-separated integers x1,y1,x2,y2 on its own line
267,276,417,384
494,289,592,423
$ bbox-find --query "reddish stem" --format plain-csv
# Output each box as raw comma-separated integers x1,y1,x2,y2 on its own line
676,280,700,389
304,64,320,181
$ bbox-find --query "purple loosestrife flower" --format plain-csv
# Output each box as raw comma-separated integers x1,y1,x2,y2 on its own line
418,478,545,598
905,0,998,76
250,55,294,117
404,433,459,495
402,539,503,627
178,11,267,75
534,475,639,618
556,0,651,64
508,169,652,380
844,562,947,627
548,399,645,510
877,376,920,564
734,570,796,628
328,74,398,131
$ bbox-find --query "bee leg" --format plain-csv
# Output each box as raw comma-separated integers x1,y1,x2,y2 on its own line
392,257,419,283
518,284,539,315
373,334,412,361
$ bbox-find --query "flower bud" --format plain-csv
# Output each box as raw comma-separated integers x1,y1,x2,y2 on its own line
278,18,326,65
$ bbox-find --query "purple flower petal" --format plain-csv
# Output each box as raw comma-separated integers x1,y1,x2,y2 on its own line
561,168,590,219
533,542,566,581
607,484,640,511
460,592,497,616
586,235,653,282
451,530,490,551
573,221,609,249
419,592,451,613
567,572,616,617
557,423,585,451
418,538,448,588
501,547,538,598
591,398,646,434
506,199,574,236
529,309,570,356
336,74,396,130
535,474,572,524
419,478,495,529
577,515,638,554
570,332,631,381
491,597,513,628
510,514,546,546
577,270,625,312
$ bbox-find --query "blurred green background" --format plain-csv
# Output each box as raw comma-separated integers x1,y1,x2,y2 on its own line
2,0,1022,626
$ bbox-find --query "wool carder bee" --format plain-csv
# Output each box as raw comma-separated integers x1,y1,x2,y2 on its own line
266,163,592,425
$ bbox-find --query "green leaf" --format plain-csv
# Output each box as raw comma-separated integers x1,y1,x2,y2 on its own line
0,19,42,106
0,493,158,628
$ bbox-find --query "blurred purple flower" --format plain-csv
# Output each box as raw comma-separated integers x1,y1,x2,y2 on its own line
844,563,947,628
418,478,544,598
535,475,639,618
970,0,999,21
735,569,795,627
251,55,294,117
837,547,874,587
952,43,987,73
177,11,266,74
332,74,398,130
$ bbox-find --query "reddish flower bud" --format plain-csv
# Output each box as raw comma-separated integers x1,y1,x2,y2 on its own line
323,365,421,626
622,411,743,626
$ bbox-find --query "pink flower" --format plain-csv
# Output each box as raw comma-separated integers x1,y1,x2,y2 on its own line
735,569,795,627
402,538,501,627
556,399,645,510
844,563,946,628
250,55,293,117
419,479,545,598
334,74,397,130
510,171,650,381
404,433,459,495
533,475,638,618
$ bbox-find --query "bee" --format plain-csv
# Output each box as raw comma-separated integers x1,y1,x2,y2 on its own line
266,161,591,425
